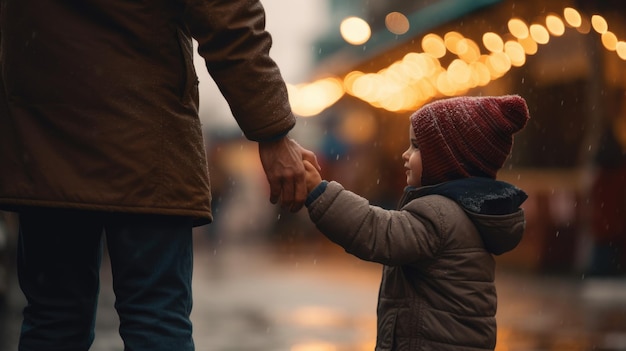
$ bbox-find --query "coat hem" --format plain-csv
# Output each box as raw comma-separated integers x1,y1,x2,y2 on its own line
0,198,212,226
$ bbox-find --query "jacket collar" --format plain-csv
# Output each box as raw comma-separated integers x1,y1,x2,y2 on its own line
399,177,527,215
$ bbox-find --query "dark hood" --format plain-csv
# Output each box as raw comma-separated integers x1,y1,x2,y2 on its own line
401,177,528,255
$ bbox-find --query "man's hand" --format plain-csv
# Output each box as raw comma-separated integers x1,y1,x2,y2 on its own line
258,136,320,212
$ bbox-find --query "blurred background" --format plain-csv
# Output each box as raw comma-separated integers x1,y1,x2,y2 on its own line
2,0,626,350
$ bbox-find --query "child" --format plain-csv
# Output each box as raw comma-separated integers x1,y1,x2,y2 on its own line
302,95,530,350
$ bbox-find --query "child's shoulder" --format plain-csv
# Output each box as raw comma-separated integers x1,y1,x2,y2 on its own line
404,194,466,219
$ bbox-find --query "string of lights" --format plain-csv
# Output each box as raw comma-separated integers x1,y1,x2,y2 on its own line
287,7,624,117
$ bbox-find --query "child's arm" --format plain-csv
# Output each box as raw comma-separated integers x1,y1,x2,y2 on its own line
305,181,443,265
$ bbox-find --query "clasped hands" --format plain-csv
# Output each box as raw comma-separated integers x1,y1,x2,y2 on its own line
258,136,322,212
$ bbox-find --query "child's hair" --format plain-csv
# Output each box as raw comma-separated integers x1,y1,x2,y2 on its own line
410,95,530,186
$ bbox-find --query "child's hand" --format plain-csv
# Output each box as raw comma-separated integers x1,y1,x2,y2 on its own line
303,160,323,193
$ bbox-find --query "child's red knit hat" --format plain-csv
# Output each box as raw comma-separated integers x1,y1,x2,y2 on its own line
410,95,530,186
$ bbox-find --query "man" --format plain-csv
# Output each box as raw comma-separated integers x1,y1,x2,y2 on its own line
0,1,317,350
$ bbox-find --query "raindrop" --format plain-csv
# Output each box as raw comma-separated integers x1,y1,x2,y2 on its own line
556,230,560,238
277,213,281,221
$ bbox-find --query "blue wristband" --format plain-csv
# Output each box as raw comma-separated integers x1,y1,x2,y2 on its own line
305,180,329,207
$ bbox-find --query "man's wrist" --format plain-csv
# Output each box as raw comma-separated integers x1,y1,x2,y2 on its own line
258,132,289,144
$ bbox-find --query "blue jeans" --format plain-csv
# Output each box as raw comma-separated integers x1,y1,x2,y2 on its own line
16,208,195,351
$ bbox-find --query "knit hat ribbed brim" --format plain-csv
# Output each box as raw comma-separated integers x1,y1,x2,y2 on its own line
410,95,530,185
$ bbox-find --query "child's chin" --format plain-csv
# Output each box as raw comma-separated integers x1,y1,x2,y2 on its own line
406,179,421,187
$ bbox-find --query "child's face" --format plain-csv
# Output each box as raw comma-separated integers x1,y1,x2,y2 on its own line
402,126,423,187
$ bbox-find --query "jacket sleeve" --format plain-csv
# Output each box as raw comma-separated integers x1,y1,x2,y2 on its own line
181,0,295,141
307,181,445,266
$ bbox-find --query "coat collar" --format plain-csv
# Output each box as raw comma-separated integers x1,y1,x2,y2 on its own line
399,177,527,215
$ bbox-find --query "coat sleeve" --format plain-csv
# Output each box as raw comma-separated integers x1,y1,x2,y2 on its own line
307,181,445,266
181,0,295,141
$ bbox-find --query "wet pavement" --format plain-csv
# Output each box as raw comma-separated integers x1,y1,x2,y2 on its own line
1,233,626,351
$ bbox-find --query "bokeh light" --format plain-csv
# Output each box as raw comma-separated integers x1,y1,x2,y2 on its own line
504,40,526,66
385,12,410,35
508,18,530,39
340,16,371,45
518,36,539,55
617,41,626,60
602,31,618,51
591,15,608,34
483,32,504,52
456,38,481,63
564,7,582,27
421,33,446,58
444,31,464,54
546,14,565,36
529,24,550,44
288,5,626,115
